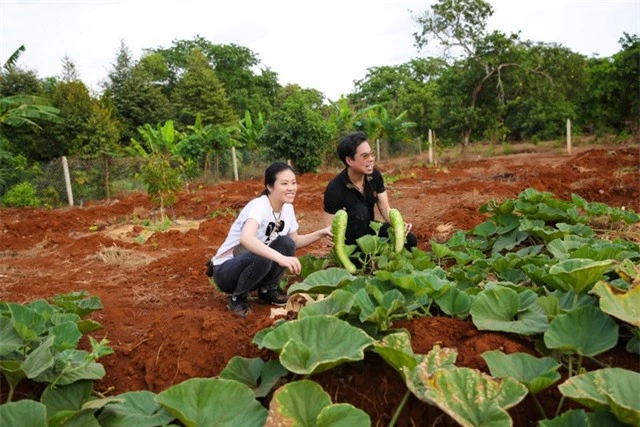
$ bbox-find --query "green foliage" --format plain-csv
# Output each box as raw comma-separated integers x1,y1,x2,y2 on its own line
103,40,172,145
2,181,40,207
139,157,182,214
0,291,111,402
262,94,330,173
172,48,236,129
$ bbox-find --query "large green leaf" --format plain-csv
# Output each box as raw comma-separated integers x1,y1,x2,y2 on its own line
155,378,267,427
22,336,55,379
434,287,472,317
260,316,374,375
549,259,616,294
266,380,332,425
50,291,103,317
49,322,82,351
7,303,47,335
34,349,105,385
317,403,371,426
481,350,561,394
544,306,618,357
266,380,371,426
558,368,640,426
219,356,287,398
373,331,422,380
591,281,640,327
0,400,47,426
470,287,548,335
0,316,23,356
538,409,627,426
298,289,356,318
406,364,527,427
97,391,174,427
40,379,93,415
288,268,355,295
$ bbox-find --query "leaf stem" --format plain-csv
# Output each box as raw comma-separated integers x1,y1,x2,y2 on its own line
531,394,547,419
388,389,411,427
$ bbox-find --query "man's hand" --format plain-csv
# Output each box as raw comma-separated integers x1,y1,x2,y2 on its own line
405,222,413,235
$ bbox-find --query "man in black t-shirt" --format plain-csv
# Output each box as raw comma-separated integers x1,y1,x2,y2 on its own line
323,131,418,250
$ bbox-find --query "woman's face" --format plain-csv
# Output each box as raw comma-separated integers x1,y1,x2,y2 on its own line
268,169,297,204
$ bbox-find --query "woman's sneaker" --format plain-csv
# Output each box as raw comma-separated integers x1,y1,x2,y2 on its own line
258,287,288,306
229,295,251,317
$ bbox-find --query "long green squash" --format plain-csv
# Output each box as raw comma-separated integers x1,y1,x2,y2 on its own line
389,208,405,253
331,209,357,273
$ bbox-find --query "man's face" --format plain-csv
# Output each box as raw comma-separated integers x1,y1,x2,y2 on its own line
349,141,376,174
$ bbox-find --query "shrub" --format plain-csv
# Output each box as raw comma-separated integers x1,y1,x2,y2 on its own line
3,181,40,207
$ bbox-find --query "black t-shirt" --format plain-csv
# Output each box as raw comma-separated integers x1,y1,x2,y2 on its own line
323,168,386,244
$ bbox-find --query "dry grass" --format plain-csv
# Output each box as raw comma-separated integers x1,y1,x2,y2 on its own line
132,282,162,305
433,222,455,242
96,243,154,268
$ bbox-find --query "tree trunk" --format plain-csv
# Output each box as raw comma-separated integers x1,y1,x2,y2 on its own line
215,154,220,182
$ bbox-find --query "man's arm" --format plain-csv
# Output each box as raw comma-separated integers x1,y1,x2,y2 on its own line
376,190,413,234
376,191,392,223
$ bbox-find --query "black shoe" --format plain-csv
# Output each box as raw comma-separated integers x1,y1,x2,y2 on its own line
229,296,251,317
258,287,288,306
205,259,214,277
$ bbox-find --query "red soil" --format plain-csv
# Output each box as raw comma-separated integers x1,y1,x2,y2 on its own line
1,145,638,425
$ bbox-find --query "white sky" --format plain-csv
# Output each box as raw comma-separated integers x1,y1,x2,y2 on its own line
1,0,639,101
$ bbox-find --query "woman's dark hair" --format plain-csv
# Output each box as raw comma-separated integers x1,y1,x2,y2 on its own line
337,131,368,165
261,162,296,195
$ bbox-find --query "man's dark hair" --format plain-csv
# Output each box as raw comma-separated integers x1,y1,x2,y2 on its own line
337,131,368,166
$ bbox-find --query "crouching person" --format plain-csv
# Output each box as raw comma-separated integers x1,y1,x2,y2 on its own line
209,162,331,317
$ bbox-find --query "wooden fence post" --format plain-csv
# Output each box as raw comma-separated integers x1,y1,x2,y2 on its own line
231,146,239,181
62,156,74,207
567,118,572,155
428,129,434,165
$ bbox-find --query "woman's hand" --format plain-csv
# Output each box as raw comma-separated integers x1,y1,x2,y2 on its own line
278,255,302,275
321,226,334,247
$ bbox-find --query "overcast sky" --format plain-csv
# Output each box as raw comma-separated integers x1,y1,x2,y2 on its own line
1,0,638,101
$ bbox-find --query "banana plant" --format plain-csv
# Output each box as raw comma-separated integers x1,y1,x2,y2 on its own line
0,95,60,130
234,110,265,151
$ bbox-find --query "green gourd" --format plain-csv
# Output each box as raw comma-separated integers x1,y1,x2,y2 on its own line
389,208,405,253
331,209,357,273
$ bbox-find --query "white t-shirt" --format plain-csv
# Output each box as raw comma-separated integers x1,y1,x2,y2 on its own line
212,195,299,265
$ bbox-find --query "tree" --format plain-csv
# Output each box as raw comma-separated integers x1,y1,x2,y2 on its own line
129,121,183,221
172,48,236,129
262,94,331,173
46,80,94,157
150,37,281,119
413,0,548,148
103,41,172,145
60,55,81,83
580,33,639,136
78,99,121,200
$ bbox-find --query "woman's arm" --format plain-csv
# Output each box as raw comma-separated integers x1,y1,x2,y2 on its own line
289,226,332,249
240,219,302,274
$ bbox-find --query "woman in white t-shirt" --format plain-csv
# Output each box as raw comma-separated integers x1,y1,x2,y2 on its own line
208,162,331,317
